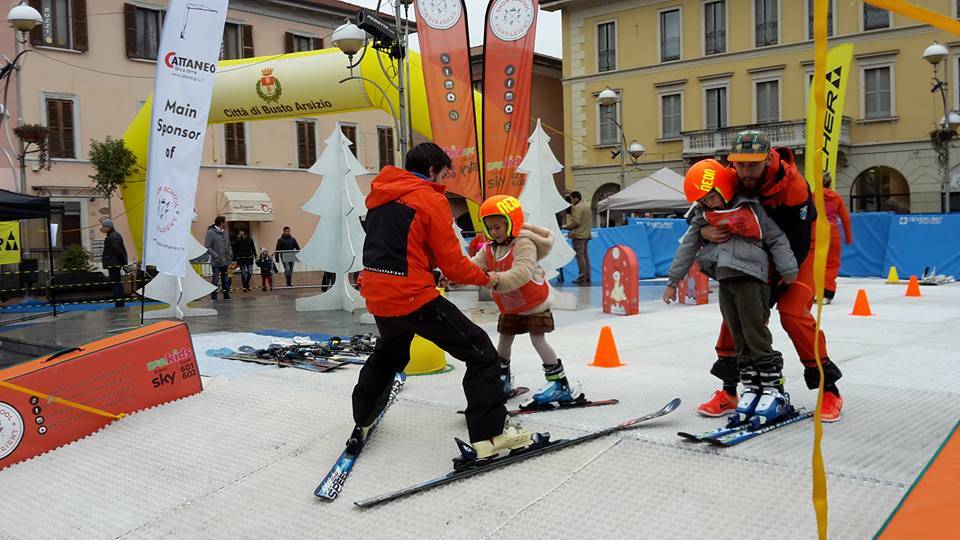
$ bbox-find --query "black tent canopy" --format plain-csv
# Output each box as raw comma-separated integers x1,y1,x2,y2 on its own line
0,189,51,220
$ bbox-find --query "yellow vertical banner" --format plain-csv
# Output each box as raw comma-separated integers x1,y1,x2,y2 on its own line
0,221,22,265
810,1,831,539
804,44,854,189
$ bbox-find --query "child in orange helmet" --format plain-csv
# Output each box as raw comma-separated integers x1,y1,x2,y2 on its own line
664,159,799,429
473,195,586,409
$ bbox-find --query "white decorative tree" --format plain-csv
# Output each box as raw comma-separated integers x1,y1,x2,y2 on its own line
517,120,576,280
295,129,368,312
141,234,217,319
452,221,469,254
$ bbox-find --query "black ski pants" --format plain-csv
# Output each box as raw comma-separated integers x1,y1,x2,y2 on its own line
352,296,507,442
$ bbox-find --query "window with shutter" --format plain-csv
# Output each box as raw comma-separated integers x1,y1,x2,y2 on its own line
756,80,779,123
378,127,395,170
296,121,317,168
661,94,682,138
126,4,162,60
598,101,619,146
224,123,246,165
45,98,76,158
864,66,891,118
340,124,358,157
222,23,241,60
597,22,616,72
659,9,681,62
706,87,726,129
33,0,86,50
704,1,725,55
755,0,778,47
863,5,889,30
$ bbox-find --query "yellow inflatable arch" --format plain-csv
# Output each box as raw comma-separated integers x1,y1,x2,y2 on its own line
122,46,483,253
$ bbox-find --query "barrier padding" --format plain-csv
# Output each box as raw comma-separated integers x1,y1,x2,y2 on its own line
0,321,202,470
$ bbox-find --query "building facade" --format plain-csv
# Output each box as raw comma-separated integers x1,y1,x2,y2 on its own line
542,0,960,217
0,0,406,266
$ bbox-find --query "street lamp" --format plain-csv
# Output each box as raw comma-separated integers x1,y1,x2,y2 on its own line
333,5,413,164
596,88,644,190
924,41,954,213
5,2,42,195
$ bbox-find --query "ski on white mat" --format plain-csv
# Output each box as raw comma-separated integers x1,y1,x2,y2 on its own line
314,372,406,501
353,398,681,508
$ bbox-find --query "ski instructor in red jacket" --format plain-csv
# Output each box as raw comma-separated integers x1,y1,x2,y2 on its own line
697,130,844,422
348,143,538,461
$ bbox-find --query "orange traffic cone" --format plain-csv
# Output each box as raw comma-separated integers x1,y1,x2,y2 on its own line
905,275,922,297
590,326,624,368
851,289,873,316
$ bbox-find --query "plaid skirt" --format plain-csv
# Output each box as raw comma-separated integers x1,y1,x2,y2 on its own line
497,310,555,335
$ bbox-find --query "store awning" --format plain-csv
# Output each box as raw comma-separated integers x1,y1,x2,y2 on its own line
218,191,274,222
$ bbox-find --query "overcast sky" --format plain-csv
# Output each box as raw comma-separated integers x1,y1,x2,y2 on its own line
345,0,564,58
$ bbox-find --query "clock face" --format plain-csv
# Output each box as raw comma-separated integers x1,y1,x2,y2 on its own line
489,0,535,42
417,0,462,30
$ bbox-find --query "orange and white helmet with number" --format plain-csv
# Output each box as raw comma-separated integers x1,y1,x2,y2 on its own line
683,159,736,203
479,195,525,240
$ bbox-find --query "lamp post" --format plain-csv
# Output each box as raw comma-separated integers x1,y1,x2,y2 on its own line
5,3,42,194
924,42,956,213
596,87,645,190
332,4,413,165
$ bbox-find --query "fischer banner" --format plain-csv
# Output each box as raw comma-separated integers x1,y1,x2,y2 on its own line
414,0,483,203
482,0,538,198
804,44,853,189
143,0,228,275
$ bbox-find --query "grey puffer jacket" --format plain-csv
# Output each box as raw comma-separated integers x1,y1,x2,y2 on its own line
667,196,798,284
204,225,233,268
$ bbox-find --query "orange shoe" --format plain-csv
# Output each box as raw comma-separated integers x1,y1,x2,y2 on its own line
697,390,738,417
820,392,844,422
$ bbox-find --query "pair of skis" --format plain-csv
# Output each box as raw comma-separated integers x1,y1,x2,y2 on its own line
315,396,681,507
677,407,812,447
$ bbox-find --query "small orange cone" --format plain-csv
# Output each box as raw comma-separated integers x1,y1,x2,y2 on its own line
905,275,922,297
851,289,873,316
590,326,624,368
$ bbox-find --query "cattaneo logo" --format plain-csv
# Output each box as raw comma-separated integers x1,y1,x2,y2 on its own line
0,401,25,460
163,51,217,73
899,216,943,225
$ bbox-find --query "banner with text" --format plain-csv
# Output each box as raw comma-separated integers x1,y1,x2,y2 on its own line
143,0,228,275
482,0,538,198
804,43,853,189
415,0,483,202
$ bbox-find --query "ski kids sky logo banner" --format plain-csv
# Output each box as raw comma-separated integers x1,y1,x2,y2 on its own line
482,0,538,199
804,44,852,189
415,0,483,203
143,0,228,276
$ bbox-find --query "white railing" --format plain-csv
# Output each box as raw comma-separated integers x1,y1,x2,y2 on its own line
682,117,852,157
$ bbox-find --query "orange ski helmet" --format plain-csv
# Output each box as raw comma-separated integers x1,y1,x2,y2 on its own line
683,159,736,203
479,195,525,240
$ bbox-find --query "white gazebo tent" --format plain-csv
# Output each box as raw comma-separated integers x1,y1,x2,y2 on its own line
596,167,690,225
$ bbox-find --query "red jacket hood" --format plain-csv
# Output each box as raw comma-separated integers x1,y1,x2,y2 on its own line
758,147,798,199
366,166,447,209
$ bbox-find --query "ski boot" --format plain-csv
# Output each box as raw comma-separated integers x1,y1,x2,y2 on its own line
749,389,792,429
499,358,514,397
345,424,373,455
726,390,761,428
350,334,377,353
520,360,584,410
454,420,549,468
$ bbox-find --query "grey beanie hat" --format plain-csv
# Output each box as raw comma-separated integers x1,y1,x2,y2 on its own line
101,218,114,229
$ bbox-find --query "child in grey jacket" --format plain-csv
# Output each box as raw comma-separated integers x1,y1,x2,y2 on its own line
664,159,798,429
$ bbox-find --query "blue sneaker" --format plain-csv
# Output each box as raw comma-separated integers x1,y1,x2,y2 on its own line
726,390,760,428
749,390,791,429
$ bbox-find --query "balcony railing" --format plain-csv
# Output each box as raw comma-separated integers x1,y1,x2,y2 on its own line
682,118,852,157
755,21,778,46
705,29,725,54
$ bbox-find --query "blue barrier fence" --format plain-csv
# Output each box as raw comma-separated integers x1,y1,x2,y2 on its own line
555,212,960,281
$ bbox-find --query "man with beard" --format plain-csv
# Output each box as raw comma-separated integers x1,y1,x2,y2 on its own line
696,130,844,422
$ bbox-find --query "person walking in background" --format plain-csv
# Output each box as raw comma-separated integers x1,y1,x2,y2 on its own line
275,226,300,287
100,218,128,308
204,216,233,300
562,191,593,285
232,229,256,292
822,173,854,304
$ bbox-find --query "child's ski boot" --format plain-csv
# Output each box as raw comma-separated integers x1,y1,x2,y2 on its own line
749,389,792,429
520,359,585,410
726,390,760,428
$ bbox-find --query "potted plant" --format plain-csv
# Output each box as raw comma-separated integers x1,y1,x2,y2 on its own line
54,245,112,302
13,123,51,171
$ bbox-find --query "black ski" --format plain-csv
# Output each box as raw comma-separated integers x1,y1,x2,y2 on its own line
354,397,681,508
510,398,619,416
314,372,406,501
